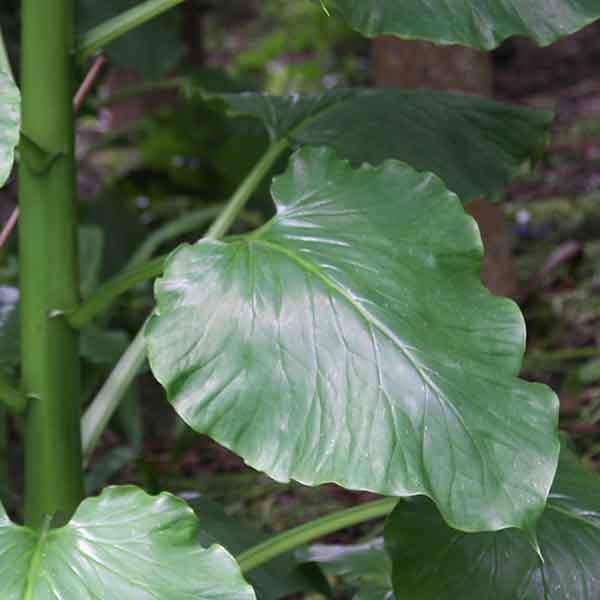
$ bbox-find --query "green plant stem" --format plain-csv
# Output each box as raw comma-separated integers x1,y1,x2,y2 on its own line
77,0,185,60
68,255,166,329
0,372,29,415
70,204,262,329
20,0,84,527
237,497,399,574
126,204,223,269
205,138,289,240
81,139,289,458
81,325,147,463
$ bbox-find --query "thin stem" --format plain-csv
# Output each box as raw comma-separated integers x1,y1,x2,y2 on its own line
237,498,399,574
73,55,107,111
205,137,289,240
0,207,19,250
68,255,166,329
81,139,289,457
0,372,29,415
20,0,84,527
77,0,186,60
81,324,147,462
126,204,223,269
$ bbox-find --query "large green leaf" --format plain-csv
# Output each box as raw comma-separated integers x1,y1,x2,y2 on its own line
0,70,19,187
0,486,255,599
385,445,600,599
320,0,600,49
189,495,330,599
217,89,552,203
146,146,559,533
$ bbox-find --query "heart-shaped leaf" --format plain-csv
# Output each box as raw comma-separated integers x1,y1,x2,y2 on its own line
0,70,19,187
385,444,600,599
217,89,552,203
146,146,559,533
0,486,256,599
320,0,600,49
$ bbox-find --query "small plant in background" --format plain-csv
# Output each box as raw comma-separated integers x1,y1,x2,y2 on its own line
1,1,600,598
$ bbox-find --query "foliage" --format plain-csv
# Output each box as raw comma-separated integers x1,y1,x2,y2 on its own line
320,0,600,49
147,146,559,532
0,486,255,599
385,443,600,599
1,0,600,598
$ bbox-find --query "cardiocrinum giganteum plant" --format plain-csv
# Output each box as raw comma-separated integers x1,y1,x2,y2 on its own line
1,1,600,598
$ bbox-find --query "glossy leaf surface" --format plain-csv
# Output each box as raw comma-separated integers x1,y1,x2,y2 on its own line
0,70,19,187
321,0,600,49
219,89,552,203
0,486,256,599
147,147,559,532
385,445,600,599
190,495,330,599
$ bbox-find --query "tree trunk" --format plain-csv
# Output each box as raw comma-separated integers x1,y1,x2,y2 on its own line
371,38,516,298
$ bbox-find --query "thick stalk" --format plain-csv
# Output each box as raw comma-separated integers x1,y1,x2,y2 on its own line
237,497,398,574
81,139,289,457
20,0,83,527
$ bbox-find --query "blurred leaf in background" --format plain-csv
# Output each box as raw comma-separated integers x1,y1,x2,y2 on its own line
77,0,185,79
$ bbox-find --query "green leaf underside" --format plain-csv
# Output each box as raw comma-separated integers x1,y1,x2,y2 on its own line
147,146,559,533
0,486,255,599
385,446,600,599
0,70,20,187
322,0,600,49
218,89,552,203
190,495,329,599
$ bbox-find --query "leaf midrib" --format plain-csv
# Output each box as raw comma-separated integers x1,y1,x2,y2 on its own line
249,237,474,441
23,516,52,600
